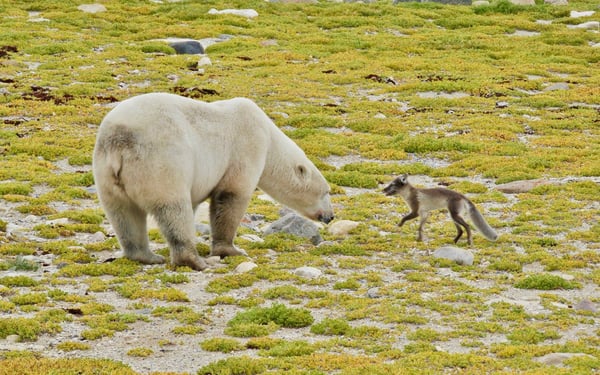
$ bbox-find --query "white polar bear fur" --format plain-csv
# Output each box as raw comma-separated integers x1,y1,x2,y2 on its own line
93,93,334,270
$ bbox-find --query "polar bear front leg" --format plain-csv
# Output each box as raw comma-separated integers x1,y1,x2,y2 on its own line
209,190,250,258
152,201,208,271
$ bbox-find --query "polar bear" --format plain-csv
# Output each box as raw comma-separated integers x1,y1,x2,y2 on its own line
93,93,334,271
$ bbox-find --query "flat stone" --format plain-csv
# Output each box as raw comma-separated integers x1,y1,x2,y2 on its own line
235,261,257,273
328,220,360,236
208,8,258,18
574,299,597,313
294,266,322,279
544,82,569,91
536,353,595,366
77,4,107,13
570,10,595,18
496,179,550,194
567,21,600,30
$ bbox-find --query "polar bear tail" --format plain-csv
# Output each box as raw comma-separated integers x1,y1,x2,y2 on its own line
94,125,136,189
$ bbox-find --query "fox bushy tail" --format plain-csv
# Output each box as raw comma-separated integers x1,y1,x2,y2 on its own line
467,202,498,241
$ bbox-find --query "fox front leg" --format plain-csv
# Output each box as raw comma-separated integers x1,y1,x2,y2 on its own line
399,211,418,227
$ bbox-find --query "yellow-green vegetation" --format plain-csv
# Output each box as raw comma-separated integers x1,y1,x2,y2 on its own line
0,0,598,374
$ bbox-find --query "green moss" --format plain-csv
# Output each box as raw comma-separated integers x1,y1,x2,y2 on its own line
311,318,352,336
0,275,39,287
56,341,91,351
515,273,580,290
228,304,314,333
200,338,243,353
198,356,267,375
126,347,153,357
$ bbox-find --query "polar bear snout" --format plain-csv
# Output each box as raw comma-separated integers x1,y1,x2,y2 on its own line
318,212,334,224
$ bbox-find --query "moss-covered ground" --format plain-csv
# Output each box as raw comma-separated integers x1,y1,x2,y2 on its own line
0,0,598,374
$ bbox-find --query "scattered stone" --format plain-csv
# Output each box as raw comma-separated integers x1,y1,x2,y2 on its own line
89,231,106,242
570,10,595,18
208,8,258,18
77,4,107,13
574,299,597,313
5,335,20,343
168,40,204,55
240,234,263,243
198,56,212,67
260,39,278,46
509,0,534,5
417,91,470,99
366,288,381,299
317,240,336,247
508,30,540,37
328,220,360,236
264,213,323,245
195,223,211,236
294,266,322,279
496,178,550,194
535,20,553,25
536,353,595,366
567,21,600,30
544,0,567,4
495,101,509,108
544,82,569,91
433,246,474,266
235,261,257,273
205,256,221,266
394,0,471,4
46,218,70,226
374,113,386,119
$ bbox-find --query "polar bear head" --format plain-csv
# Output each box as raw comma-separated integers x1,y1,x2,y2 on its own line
258,132,334,224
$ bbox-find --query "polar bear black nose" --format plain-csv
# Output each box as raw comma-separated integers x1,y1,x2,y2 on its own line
318,213,334,224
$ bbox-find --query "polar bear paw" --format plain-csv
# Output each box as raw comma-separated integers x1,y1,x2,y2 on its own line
210,244,248,259
171,252,208,271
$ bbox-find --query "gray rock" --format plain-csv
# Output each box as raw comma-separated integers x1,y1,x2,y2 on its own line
472,0,490,5
168,40,204,55
496,101,509,108
544,82,569,91
509,0,534,4
536,353,595,366
433,246,474,266
570,10,595,18
264,213,323,245
394,0,471,4
294,266,322,279
544,0,567,4
195,223,211,236
574,299,597,313
367,288,381,299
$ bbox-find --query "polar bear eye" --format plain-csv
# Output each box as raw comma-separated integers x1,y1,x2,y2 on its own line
296,165,307,178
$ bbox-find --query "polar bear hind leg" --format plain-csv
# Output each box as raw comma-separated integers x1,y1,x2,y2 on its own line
102,194,165,265
151,201,208,271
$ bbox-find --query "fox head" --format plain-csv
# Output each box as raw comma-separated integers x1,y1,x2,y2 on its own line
383,174,409,196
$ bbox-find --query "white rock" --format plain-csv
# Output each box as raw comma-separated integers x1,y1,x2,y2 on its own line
46,218,69,226
544,0,567,4
570,10,595,18
89,231,106,242
567,21,600,30
472,1,490,6
208,8,258,18
240,234,263,243
77,4,107,13
235,261,257,273
198,56,212,67
205,256,221,266
433,246,474,266
294,266,322,279
328,220,360,236
509,0,535,5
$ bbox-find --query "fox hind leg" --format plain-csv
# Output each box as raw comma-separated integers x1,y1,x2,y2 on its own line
450,212,472,246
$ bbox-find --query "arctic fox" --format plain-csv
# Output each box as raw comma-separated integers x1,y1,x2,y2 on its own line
383,175,498,245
